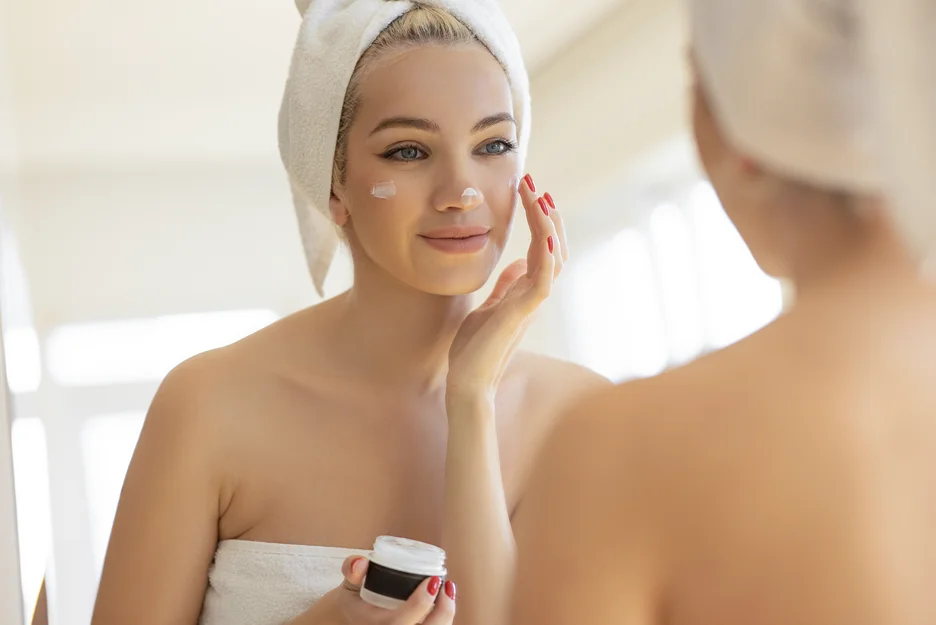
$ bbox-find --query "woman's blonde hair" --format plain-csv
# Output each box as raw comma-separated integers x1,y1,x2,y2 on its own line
332,6,482,191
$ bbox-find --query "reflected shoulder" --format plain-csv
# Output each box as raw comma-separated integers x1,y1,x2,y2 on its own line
513,351,612,400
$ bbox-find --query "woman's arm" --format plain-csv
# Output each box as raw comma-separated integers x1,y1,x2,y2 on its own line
441,395,514,625
441,173,598,625
91,357,230,625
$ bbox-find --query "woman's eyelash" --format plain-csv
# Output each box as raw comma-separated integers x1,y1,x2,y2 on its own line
380,138,518,161
490,139,519,152
381,144,427,160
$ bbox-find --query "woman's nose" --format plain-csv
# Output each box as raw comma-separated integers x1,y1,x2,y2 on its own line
459,187,485,209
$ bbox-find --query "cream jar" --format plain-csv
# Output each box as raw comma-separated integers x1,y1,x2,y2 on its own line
360,536,447,609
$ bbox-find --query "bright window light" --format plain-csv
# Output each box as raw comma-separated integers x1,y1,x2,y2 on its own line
568,230,668,381
689,182,783,348
650,203,705,364
11,418,53,619
4,326,41,394
81,412,146,573
46,309,278,387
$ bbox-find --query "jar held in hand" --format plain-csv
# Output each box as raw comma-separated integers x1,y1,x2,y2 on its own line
360,536,447,610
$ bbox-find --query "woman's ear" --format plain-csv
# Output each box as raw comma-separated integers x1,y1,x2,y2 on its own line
329,189,350,227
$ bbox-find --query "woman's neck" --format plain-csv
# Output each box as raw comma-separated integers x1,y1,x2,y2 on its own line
786,198,918,297
325,272,474,394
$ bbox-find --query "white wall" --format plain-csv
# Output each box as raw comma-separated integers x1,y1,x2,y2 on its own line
1,1,27,621
500,0,692,357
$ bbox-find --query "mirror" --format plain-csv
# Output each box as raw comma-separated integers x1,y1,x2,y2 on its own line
0,0,786,623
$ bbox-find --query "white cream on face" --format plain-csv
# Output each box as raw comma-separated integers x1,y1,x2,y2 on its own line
461,187,484,206
371,181,397,199
509,174,521,194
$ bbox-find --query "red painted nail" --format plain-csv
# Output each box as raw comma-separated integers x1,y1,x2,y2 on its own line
548,236,554,253
544,192,555,209
538,197,549,216
445,580,457,600
523,174,536,193
428,576,442,596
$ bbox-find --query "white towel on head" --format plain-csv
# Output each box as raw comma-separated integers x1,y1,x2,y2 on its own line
279,0,531,297
690,0,936,263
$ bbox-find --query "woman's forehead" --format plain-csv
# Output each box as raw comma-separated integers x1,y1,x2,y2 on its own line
354,45,514,131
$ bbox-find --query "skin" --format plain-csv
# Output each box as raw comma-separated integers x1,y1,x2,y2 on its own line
89,43,608,625
30,581,47,625
511,72,936,624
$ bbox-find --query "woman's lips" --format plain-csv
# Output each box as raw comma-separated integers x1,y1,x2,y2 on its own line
419,226,491,254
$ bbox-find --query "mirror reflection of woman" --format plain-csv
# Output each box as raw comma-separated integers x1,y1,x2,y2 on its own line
512,2,936,624
90,2,608,625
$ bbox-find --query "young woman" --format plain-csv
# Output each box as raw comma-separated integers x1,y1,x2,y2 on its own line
512,1,936,624
90,2,608,625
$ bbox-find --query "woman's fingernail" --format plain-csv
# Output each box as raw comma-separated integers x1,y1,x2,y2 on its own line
544,192,555,209
428,576,442,596
548,236,554,253
350,557,364,575
538,197,549,216
445,580,457,600
524,174,536,193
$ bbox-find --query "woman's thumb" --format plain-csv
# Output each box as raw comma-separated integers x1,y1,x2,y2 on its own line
482,260,527,308
340,556,369,590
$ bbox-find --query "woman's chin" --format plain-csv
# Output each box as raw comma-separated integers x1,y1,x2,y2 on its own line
412,268,495,297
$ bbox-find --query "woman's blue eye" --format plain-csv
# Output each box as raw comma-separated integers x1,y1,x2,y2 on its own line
387,146,426,161
482,140,515,156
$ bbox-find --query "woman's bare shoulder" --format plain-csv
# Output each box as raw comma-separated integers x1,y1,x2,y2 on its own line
530,314,852,517
510,351,612,404
148,306,336,436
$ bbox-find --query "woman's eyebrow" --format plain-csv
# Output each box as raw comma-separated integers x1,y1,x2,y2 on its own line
370,117,441,136
473,113,515,133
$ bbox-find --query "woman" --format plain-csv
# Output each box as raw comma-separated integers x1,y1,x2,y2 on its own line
513,1,936,624
90,2,608,625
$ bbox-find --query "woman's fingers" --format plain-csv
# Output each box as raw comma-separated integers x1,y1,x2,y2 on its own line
422,580,457,625
389,576,444,625
501,172,568,312
480,259,527,310
518,173,545,276
340,556,369,593
537,196,563,278
544,192,569,266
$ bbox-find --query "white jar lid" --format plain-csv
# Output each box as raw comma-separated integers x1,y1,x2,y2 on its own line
368,536,447,577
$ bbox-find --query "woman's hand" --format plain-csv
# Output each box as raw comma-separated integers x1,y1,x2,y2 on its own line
289,556,457,625
447,174,568,403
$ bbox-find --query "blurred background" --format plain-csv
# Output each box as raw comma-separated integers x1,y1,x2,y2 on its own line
0,0,784,623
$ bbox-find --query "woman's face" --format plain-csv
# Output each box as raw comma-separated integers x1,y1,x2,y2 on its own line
331,43,520,295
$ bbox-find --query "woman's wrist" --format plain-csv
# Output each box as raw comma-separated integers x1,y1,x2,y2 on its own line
445,385,495,422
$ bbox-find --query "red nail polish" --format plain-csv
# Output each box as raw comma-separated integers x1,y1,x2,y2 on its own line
524,174,536,193
538,197,549,216
445,580,457,600
544,192,555,209
428,576,442,596
548,236,554,253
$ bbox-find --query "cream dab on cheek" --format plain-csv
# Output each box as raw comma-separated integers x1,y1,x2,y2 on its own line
508,174,521,195
371,181,397,199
